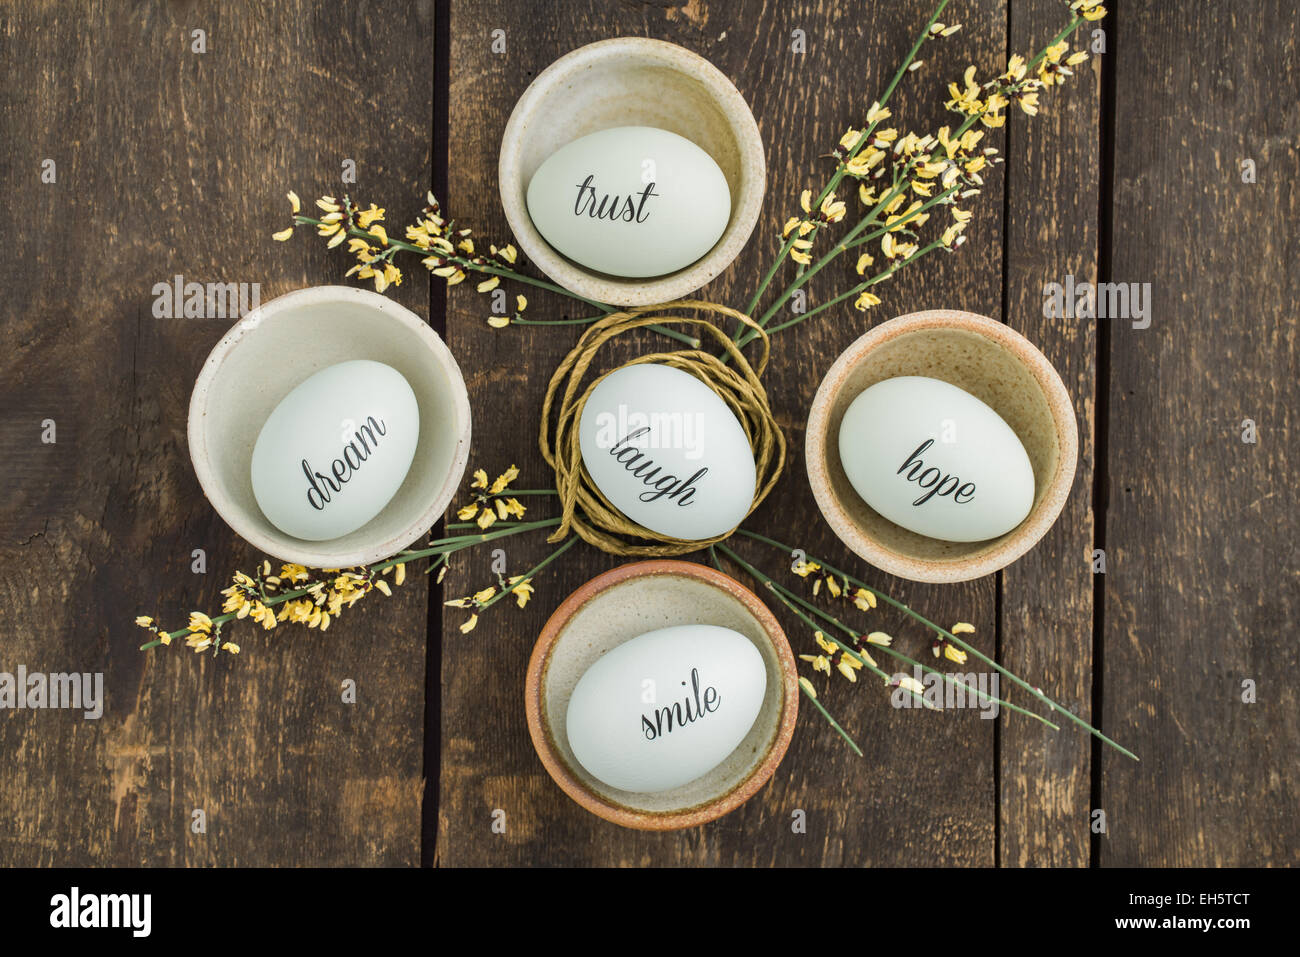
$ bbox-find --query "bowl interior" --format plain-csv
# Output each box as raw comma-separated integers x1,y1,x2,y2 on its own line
539,571,789,818
501,39,763,305
822,326,1062,565
194,292,467,566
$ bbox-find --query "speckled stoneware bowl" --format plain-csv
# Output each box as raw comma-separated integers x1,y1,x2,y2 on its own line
525,560,798,830
806,309,1078,584
498,37,766,307
188,285,471,568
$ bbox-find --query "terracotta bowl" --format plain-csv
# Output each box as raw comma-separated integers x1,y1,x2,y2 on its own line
525,560,798,830
806,309,1078,584
498,37,766,307
188,286,471,568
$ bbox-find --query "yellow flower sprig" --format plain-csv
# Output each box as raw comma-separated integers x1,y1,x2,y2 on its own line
729,530,1138,761
716,543,1049,734
444,535,577,634
736,1,1105,349
749,0,966,310
137,468,563,658
275,191,700,348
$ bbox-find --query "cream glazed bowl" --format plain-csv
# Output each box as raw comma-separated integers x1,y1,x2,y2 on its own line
806,309,1079,584
498,36,766,307
525,560,798,830
187,285,471,568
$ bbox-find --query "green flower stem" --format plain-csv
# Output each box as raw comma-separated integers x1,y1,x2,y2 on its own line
510,314,608,326
734,528,1137,760
138,518,560,651
291,215,698,347
476,535,579,611
801,683,865,757
741,233,799,321
739,0,953,327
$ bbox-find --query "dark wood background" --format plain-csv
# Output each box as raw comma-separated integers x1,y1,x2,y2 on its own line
1,0,1295,867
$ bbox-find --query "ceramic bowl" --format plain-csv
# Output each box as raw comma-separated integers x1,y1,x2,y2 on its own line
188,285,471,568
525,560,798,830
806,309,1078,584
498,37,766,307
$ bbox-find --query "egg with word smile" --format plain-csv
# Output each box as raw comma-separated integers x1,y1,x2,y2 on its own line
251,359,419,541
838,375,1035,543
565,624,768,794
578,363,756,541
526,126,731,278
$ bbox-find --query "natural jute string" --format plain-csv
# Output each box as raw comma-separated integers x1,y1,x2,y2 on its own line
539,300,786,557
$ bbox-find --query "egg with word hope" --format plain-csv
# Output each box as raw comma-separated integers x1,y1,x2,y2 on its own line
250,359,419,541
577,363,756,541
526,125,731,277
837,375,1035,543
565,624,767,793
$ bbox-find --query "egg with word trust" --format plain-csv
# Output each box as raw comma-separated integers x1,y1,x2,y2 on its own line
251,360,419,541
565,624,767,794
838,376,1035,543
578,363,757,541
526,126,731,277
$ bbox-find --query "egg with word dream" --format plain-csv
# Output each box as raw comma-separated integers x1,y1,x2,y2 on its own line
578,363,756,540
565,624,767,793
251,360,419,541
838,376,1035,542
526,126,731,277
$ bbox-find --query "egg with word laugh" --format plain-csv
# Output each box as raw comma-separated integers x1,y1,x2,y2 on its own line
251,360,419,541
577,363,757,541
526,126,731,278
565,624,768,794
838,375,1035,543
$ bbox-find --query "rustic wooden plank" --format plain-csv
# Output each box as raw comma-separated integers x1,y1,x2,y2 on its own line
997,0,1101,866
0,0,434,865
439,0,1009,866
1101,0,1300,865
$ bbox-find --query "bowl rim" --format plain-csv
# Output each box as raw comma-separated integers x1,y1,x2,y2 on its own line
187,284,472,568
805,309,1079,584
524,559,799,830
498,36,767,307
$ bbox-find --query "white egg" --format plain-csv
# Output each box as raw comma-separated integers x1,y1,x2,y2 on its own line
578,363,756,540
837,376,1035,543
526,126,731,277
251,360,419,541
565,624,767,794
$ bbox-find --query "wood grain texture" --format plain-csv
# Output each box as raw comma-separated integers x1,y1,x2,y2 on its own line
0,0,434,865
437,0,1012,866
998,1,1100,866
1099,0,1300,866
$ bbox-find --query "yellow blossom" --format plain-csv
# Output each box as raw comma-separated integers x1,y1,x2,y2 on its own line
460,614,478,634
854,291,881,311
853,588,877,610
477,276,500,293
272,227,294,242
